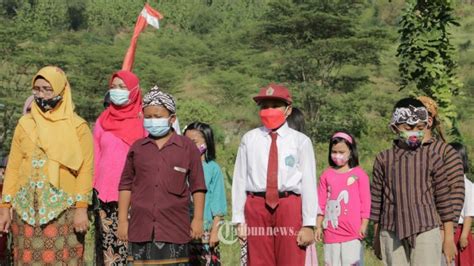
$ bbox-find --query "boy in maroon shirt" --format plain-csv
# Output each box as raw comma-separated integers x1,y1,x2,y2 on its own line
117,87,207,265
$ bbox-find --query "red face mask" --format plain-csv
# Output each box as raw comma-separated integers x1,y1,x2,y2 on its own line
259,108,287,130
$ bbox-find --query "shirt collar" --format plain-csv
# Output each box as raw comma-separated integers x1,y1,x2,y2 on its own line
259,122,291,138
141,132,184,148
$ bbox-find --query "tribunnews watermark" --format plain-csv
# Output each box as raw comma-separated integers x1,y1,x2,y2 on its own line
217,220,298,245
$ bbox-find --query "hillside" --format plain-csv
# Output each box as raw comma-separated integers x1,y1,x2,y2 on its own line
0,0,473,264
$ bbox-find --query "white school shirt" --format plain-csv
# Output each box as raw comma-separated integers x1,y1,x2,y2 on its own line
231,122,318,226
459,175,474,224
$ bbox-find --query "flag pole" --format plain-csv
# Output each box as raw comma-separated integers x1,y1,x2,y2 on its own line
122,3,163,71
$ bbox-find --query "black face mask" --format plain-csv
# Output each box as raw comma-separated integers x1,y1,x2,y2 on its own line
34,95,62,112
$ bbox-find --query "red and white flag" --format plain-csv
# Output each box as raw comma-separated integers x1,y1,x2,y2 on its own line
122,3,163,71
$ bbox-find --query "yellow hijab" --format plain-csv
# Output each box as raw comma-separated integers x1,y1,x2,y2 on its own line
19,66,85,187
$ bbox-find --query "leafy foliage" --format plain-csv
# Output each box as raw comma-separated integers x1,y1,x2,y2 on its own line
1,0,474,263
397,0,463,140
256,0,387,142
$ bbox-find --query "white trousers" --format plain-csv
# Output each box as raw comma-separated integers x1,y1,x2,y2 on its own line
324,239,364,266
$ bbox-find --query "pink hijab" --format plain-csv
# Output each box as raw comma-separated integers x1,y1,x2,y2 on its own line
23,95,34,115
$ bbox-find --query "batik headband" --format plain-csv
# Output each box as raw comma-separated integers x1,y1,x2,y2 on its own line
390,105,429,126
332,132,353,144
143,85,176,114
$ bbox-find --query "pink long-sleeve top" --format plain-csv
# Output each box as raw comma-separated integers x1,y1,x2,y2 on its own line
93,119,146,202
318,166,371,244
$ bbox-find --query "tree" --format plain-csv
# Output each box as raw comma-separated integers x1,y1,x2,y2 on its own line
397,0,463,140
256,0,386,142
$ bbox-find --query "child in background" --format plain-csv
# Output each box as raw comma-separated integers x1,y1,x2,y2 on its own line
185,122,227,266
417,95,447,142
287,107,306,134
316,131,370,265
117,88,207,265
449,143,474,266
287,107,317,266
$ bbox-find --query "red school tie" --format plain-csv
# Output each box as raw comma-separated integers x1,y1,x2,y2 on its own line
266,132,279,209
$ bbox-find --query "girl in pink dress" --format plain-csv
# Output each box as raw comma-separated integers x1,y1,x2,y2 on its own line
316,131,370,266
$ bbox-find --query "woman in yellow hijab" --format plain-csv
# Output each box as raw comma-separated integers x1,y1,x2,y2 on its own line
0,66,93,265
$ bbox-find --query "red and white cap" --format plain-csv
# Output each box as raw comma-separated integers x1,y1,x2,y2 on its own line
253,83,292,105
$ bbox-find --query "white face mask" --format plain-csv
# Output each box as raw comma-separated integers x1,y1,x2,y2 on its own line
109,89,130,106
144,118,171,137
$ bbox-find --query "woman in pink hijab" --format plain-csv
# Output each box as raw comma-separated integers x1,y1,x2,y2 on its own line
22,95,34,115
93,70,146,265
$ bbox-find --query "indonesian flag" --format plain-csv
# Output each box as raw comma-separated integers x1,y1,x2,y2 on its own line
122,3,163,71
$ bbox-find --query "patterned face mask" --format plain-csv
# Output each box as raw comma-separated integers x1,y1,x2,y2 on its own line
399,130,425,148
34,95,62,112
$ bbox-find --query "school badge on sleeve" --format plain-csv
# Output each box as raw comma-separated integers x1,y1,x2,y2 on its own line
285,155,295,168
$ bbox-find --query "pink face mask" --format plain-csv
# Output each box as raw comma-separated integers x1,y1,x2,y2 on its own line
198,144,207,154
331,154,349,166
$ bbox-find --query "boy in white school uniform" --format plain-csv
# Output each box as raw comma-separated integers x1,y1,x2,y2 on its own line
232,83,317,266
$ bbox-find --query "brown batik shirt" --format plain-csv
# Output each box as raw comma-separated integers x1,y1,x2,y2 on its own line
370,138,464,246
